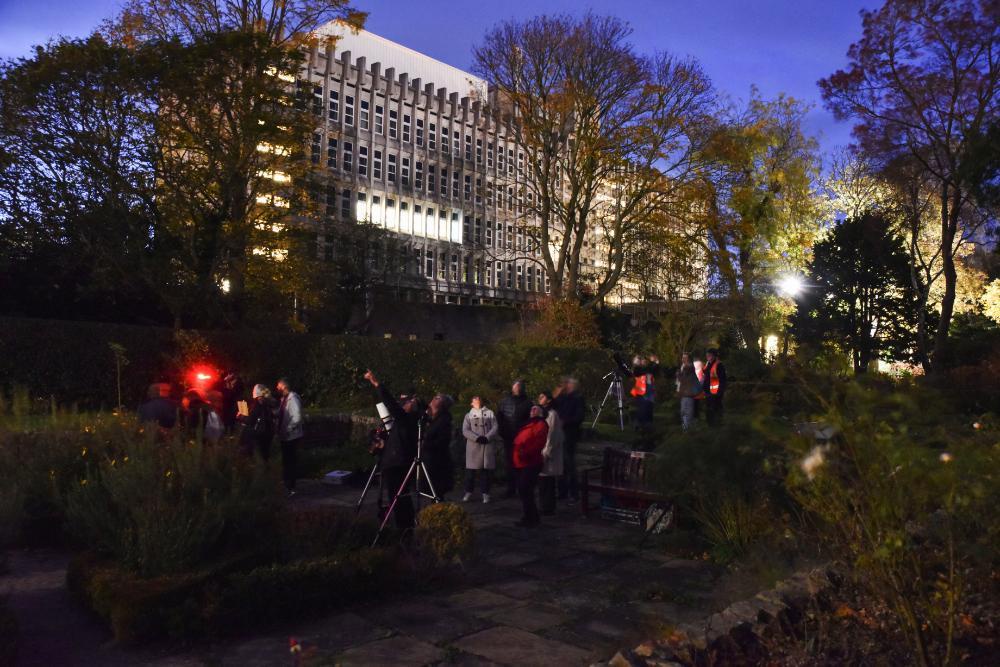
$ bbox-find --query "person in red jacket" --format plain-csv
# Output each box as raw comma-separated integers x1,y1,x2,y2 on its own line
513,405,549,527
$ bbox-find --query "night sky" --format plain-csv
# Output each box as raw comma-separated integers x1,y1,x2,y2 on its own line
0,0,872,158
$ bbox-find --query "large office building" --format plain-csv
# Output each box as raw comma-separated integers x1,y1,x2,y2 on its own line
295,25,612,306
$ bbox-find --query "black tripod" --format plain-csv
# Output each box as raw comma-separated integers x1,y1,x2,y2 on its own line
355,456,383,515
592,370,627,430
371,419,439,546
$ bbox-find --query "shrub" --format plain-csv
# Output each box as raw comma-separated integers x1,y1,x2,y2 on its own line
521,298,601,349
0,316,613,412
206,548,397,633
276,506,377,562
691,494,773,564
414,503,475,567
785,381,999,667
63,427,283,577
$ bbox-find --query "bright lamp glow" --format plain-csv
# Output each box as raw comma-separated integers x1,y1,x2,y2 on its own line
777,275,804,298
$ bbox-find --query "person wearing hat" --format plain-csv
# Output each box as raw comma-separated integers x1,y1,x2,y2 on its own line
364,370,420,532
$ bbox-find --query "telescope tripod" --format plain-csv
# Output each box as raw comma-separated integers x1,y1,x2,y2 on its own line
592,370,627,431
372,420,440,546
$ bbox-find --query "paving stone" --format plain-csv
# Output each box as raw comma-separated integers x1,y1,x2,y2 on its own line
486,551,542,568
364,600,490,644
487,603,569,631
444,588,523,615
516,559,582,581
535,586,596,612
220,612,393,666
453,626,592,666
486,578,546,600
337,636,444,666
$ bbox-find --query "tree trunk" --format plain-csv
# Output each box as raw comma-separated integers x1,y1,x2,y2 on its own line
932,185,959,370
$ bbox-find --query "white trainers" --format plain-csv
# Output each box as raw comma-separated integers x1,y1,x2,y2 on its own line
462,492,473,502
482,494,491,504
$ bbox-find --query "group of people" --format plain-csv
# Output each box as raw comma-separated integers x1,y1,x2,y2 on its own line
675,348,727,429
364,371,585,530
136,374,306,496
627,349,727,432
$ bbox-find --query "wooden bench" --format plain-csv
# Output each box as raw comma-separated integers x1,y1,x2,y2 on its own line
581,447,673,528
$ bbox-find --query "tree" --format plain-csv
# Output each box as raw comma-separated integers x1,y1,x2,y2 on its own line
819,0,1000,369
687,91,827,357
472,14,714,305
792,212,922,373
960,119,1000,210
0,37,167,323
110,0,365,329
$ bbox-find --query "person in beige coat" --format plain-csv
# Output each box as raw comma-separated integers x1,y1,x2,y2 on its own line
461,396,498,503
537,391,564,515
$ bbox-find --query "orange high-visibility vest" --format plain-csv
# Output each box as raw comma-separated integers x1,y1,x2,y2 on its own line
630,374,647,397
707,360,721,395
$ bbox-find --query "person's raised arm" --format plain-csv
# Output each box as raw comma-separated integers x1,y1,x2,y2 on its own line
365,370,403,419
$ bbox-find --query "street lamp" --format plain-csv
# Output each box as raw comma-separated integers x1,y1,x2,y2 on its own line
777,274,805,298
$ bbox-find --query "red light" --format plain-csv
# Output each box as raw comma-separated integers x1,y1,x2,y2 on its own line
187,365,218,390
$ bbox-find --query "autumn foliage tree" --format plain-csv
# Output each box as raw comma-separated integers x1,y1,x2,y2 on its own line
686,91,827,357
819,0,1000,369
472,14,714,306
0,1,367,330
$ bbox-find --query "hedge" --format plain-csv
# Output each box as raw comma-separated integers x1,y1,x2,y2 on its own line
67,548,398,645
0,316,612,411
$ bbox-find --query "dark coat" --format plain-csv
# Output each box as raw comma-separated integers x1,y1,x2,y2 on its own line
375,384,418,469
553,391,585,430
498,393,532,442
423,410,454,495
238,397,275,455
138,397,177,429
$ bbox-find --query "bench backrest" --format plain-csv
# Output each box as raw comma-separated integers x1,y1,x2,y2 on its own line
601,447,655,489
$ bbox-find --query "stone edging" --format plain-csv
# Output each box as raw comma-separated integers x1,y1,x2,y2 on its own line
599,566,836,667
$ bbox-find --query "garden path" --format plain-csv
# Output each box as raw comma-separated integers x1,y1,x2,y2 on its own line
3,439,779,666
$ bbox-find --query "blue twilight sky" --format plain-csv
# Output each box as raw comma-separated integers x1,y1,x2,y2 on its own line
0,0,873,159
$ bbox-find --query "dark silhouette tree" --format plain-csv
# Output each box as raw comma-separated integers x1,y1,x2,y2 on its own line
792,212,923,373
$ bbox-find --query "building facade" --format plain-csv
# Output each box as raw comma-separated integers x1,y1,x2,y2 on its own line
296,25,609,306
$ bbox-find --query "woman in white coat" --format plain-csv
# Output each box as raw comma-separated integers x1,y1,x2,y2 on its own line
462,396,498,503
537,391,564,515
